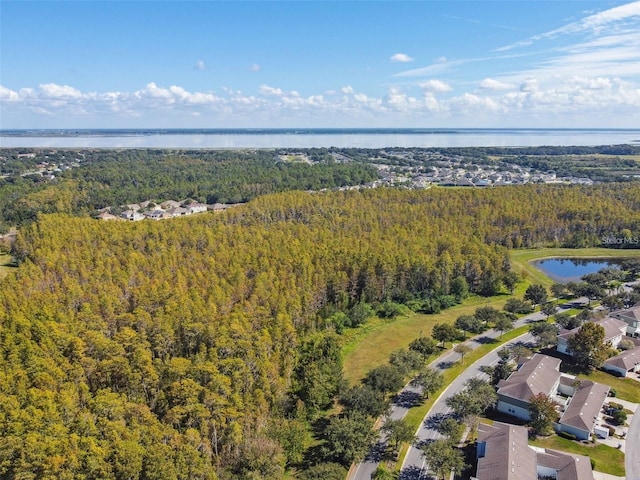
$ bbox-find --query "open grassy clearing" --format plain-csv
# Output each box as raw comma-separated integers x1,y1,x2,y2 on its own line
578,369,640,404
341,293,513,385
530,435,625,477
0,254,15,280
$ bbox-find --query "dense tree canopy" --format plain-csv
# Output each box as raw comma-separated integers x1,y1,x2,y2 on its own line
1,182,639,477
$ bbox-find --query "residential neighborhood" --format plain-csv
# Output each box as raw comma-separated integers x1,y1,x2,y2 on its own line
95,200,237,221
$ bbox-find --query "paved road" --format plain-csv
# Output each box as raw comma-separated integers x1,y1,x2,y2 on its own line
349,305,550,480
399,331,535,479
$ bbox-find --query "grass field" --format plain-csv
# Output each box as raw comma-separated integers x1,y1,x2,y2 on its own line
530,435,625,476
0,254,15,280
343,247,640,385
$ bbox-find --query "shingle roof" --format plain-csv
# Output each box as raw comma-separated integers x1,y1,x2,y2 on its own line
558,317,627,343
497,354,561,402
605,346,640,371
559,381,609,433
476,422,537,480
537,449,594,480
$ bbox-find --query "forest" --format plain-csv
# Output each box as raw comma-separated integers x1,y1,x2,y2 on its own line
1,182,639,479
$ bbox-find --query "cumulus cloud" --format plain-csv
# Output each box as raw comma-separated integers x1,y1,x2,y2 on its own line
479,78,515,90
390,53,414,63
259,85,284,96
39,83,83,98
419,79,452,93
341,85,354,94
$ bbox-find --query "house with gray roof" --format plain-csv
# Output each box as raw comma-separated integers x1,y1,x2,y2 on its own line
556,380,609,440
603,345,640,377
557,317,627,355
496,354,610,440
609,304,640,338
474,422,593,480
496,354,562,420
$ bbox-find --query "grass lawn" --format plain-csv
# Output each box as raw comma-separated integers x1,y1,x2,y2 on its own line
578,369,640,404
0,254,15,280
341,293,512,385
530,435,625,476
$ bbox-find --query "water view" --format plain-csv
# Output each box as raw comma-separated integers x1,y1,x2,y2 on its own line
533,257,623,283
2,128,640,149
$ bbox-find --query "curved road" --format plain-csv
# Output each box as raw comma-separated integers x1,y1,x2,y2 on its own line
349,306,548,480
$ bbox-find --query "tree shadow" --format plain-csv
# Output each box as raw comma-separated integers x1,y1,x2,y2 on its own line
399,465,433,480
423,412,452,430
394,390,424,409
437,360,456,369
473,336,496,345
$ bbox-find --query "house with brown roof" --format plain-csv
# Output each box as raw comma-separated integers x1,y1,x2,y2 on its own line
603,345,640,377
556,380,609,440
609,304,640,338
496,354,563,420
474,422,593,480
557,317,627,355
496,354,610,440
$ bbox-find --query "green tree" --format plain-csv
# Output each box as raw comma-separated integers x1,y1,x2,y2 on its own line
381,417,416,452
541,302,558,319
455,314,483,337
322,413,377,465
298,462,347,480
494,314,514,338
566,322,608,372
432,323,460,347
420,439,466,480
339,385,389,418
409,336,437,360
389,348,424,376
528,393,558,436
363,365,404,395
454,343,472,364
524,284,548,305
411,367,444,400
530,322,558,348
474,306,501,326
437,417,465,445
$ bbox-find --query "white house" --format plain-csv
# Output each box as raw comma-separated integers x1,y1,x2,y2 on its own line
603,346,640,377
609,304,640,338
121,210,144,221
557,317,627,355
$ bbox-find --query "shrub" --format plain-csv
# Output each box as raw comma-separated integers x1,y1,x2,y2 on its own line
558,431,577,441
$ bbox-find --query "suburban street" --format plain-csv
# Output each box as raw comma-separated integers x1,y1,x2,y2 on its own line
349,306,547,480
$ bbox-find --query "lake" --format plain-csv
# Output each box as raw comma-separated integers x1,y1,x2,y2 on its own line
533,258,623,283
1,128,640,149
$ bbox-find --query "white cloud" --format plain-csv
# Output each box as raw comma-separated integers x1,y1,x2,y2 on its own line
419,79,452,93
479,78,514,90
341,85,354,94
195,60,206,71
39,83,83,98
390,53,414,63
259,84,284,96
249,63,261,72
0,85,20,101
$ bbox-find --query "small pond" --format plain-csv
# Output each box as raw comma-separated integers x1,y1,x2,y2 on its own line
532,258,623,283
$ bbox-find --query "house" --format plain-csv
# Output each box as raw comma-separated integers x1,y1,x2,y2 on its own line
95,211,118,221
161,200,181,209
557,317,628,355
496,354,610,440
603,345,640,377
166,206,190,217
186,202,208,214
609,304,640,337
120,210,144,221
556,380,609,440
496,354,562,420
144,209,172,220
474,422,593,480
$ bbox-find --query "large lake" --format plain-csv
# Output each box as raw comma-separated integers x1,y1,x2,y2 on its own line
533,258,623,283
1,128,640,149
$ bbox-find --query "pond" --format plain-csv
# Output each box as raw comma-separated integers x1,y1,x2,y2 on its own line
532,258,623,283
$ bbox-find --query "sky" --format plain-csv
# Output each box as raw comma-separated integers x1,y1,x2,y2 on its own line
1,0,639,129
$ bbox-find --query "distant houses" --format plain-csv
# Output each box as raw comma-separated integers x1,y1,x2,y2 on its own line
556,317,628,355
610,304,640,338
95,200,239,222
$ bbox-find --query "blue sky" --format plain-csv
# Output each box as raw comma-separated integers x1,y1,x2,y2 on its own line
1,0,639,128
